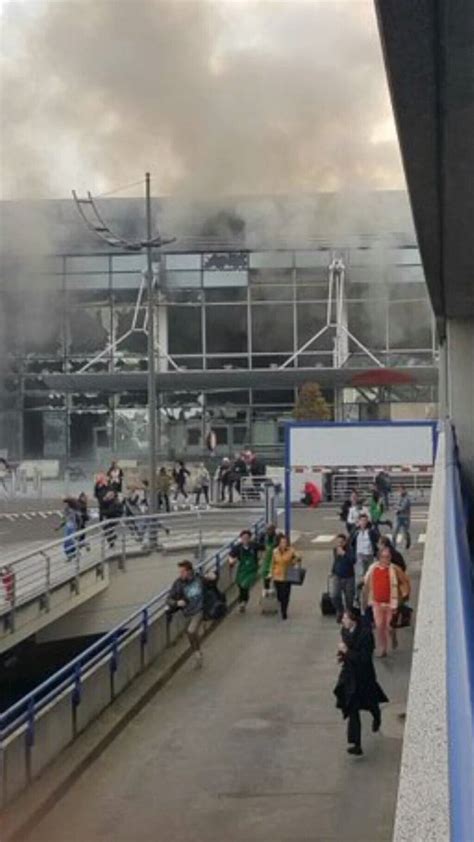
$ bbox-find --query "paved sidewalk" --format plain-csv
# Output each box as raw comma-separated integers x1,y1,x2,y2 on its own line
26,540,416,842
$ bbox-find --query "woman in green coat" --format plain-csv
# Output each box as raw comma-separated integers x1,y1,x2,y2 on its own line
229,529,261,613
369,490,392,530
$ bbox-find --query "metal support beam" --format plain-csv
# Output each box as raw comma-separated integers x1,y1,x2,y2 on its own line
145,173,158,516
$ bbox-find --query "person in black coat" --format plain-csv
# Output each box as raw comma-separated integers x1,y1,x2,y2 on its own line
334,607,388,755
378,535,406,571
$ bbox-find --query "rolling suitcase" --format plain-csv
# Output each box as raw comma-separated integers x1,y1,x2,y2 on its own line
260,587,278,615
320,576,336,616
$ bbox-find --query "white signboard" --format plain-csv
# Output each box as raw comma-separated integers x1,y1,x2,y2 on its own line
288,422,436,468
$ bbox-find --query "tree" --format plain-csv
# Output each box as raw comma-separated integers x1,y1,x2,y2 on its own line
292,382,331,421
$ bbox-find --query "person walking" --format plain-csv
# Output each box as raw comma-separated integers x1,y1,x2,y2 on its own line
57,497,81,560
77,491,90,551
157,467,171,513
0,457,10,497
271,534,301,620
369,490,392,530
393,486,412,549
229,529,260,613
194,463,211,507
166,560,205,668
173,461,190,503
375,470,391,510
94,473,109,521
260,523,283,591
378,535,406,571
218,458,234,503
107,460,123,494
346,492,369,535
350,513,379,586
334,607,388,756
101,489,123,549
232,452,248,497
364,548,410,657
330,534,356,622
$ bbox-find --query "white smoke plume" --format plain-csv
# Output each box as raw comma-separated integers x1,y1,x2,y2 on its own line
1,0,404,200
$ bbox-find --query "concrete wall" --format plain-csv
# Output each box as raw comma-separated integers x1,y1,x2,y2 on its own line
393,433,450,841
0,554,238,808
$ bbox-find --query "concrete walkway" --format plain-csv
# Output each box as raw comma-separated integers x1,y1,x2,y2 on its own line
25,539,416,842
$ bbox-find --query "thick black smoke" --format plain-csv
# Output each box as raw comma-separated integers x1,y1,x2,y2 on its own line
1,0,403,200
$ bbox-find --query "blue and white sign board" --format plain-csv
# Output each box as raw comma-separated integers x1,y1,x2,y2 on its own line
284,421,437,535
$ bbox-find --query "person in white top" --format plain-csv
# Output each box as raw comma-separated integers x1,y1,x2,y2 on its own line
346,492,369,534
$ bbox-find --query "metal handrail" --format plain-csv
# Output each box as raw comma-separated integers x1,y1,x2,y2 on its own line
0,506,273,622
0,516,265,741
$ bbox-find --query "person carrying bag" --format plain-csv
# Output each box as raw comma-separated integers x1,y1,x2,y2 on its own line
271,534,303,620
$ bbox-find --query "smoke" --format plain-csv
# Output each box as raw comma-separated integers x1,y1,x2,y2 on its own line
1,0,404,201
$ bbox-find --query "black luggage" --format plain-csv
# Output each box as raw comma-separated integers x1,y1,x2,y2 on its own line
320,577,336,616
203,583,227,621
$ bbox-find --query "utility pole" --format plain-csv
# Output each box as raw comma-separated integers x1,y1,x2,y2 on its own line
145,173,158,514
72,174,176,519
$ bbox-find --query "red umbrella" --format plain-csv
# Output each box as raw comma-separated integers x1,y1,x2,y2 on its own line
350,369,414,387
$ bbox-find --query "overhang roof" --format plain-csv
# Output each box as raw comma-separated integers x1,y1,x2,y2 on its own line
376,0,474,328
43,366,438,394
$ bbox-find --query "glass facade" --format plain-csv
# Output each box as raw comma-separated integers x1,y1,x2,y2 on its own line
0,244,438,461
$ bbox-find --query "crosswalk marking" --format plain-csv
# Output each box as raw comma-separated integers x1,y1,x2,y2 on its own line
311,534,337,543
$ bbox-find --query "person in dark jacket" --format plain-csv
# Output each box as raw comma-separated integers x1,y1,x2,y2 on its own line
331,534,356,621
375,470,391,510
334,607,388,755
166,560,205,667
101,490,123,548
173,461,190,502
378,535,406,571
77,491,90,550
94,473,109,521
233,453,248,496
107,460,124,493
218,458,234,503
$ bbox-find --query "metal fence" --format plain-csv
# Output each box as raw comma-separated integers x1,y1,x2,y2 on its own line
0,489,279,632
0,515,265,743
329,470,433,503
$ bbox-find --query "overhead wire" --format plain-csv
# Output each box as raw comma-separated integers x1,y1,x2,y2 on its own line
94,178,146,199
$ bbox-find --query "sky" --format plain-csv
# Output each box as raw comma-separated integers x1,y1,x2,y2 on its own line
0,0,404,200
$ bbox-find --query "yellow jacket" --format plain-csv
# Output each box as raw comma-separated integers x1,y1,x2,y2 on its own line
271,547,300,582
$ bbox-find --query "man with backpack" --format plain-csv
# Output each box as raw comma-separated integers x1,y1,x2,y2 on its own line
167,560,205,667
166,560,227,668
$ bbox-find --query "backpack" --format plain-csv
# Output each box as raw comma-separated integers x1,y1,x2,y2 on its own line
202,582,227,621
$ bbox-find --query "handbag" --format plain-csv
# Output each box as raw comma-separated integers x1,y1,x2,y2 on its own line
391,602,412,628
286,565,306,586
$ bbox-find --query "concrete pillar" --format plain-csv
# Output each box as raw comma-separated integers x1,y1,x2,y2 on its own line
333,388,344,421
446,318,474,497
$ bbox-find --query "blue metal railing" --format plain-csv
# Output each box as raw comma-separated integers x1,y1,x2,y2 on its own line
444,423,474,840
0,517,265,743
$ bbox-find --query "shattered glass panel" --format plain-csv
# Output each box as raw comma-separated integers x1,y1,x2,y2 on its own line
115,409,148,454
68,307,112,354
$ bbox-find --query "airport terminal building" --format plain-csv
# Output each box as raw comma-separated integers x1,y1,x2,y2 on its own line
0,191,438,464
